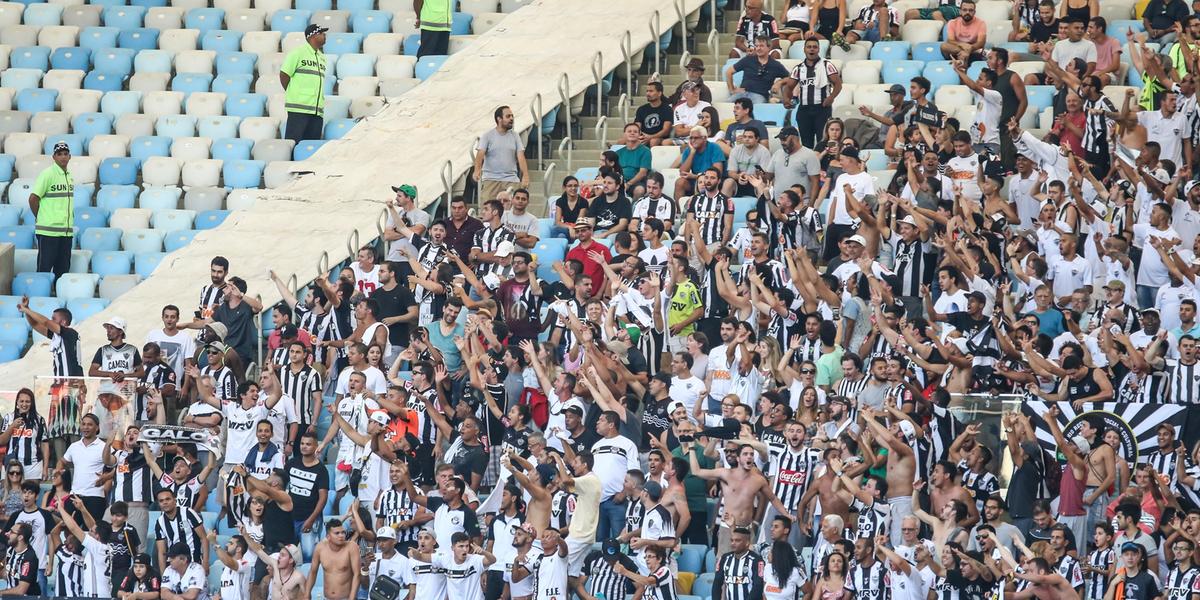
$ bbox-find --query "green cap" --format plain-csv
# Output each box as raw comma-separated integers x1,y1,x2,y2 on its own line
391,184,417,199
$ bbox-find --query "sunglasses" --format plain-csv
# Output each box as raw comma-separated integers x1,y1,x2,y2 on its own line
7,472,19,476
800,368,815,374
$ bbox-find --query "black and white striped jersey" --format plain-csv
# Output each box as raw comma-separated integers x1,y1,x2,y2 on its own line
582,551,636,600
1,412,46,469
686,192,734,246
1163,563,1200,600
1085,547,1115,600
714,550,766,600
199,284,225,316
472,224,516,277
851,498,890,541
1082,95,1117,154
960,468,999,512
771,446,822,512
202,364,236,402
550,490,576,533
152,508,204,562
835,375,869,402
891,237,933,298
136,362,176,422
788,59,840,107
50,327,83,377
1167,360,1200,404
111,447,152,504
848,559,889,600
279,364,323,427
624,498,646,535
54,545,85,597
376,487,421,543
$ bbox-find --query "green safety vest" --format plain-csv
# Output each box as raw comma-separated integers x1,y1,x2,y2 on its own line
281,44,327,117
420,0,452,32
32,164,73,237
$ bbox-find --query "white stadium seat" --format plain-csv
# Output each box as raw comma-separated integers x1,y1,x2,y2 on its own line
141,156,182,186
146,6,185,30
184,92,226,117
241,30,280,53
30,112,70,136
129,72,171,93
87,134,130,161
159,29,200,53
66,155,97,184
181,158,223,187
115,113,156,138
170,136,212,160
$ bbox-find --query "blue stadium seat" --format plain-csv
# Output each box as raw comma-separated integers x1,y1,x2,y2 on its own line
450,11,472,35
98,158,140,186
966,60,985,80
129,135,171,160
50,47,91,71
172,73,214,94
882,60,924,86
221,159,263,188
66,297,109,322
1026,85,1055,112
15,88,58,113
163,229,198,251
324,32,362,55
0,319,31,346
922,61,958,94
336,53,375,78
102,5,147,29
73,113,115,141
118,28,159,51
139,187,182,210
403,33,421,56
0,344,21,363
96,185,139,211
84,71,126,92
211,138,253,161
215,51,256,75
43,134,86,157
156,115,197,138
295,0,332,10
74,187,95,211
731,196,755,222
22,3,64,26
324,119,355,140
0,205,20,228
0,297,19,319
100,91,143,119
134,251,167,277
74,206,110,233
1108,20,1144,38
12,273,53,298
692,573,715,598
185,8,226,34
678,544,706,574
338,0,373,10
293,139,326,161
869,40,911,61
533,238,567,279
130,0,168,6
55,274,99,301
195,210,229,230
197,116,242,139
79,26,120,52
270,9,312,34
10,46,51,71
211,74,253,94
351,10,391,34
755,103,786,126
0,227,34,250
415,55,448,80
573,167,599,181
0,156,12,183
911,42,942,63
92,47,136,77
121,229,163,253
27,297,65,318
91,250,132,275
134,49,172,73
201,29,242,52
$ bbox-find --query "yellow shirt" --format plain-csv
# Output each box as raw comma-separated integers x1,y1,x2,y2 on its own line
566,472,602,542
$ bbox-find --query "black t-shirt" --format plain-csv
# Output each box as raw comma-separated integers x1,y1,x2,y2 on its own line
566,428,601,456
449,441,488,483
724,119,770,146
108,525,141,572
733,56,790,97
946,570,990,600
946,313,989,339
1029,17,1058,43
285,457,330,520
213,300,256,360
554,195,588,224
641,396,672,452
635,102,674,137
1118,570,1160,600
119,572,162,594
908,100,942,128
588,194,632,231
371,283,417,346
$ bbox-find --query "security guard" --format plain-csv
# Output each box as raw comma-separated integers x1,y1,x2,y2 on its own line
29,141,74,281
279,24,328,143
413,0,452,57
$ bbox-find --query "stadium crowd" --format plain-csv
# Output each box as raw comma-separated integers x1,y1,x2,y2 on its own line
10,0,1200,598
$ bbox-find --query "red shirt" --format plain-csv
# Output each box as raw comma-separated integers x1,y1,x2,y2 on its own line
565,240,612,287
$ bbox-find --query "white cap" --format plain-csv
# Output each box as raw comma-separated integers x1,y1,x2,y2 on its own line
898,215,918,227
845,234,866,246
375,526,397,539
495,241,515,257
1151,168,1171,185
103,316,127,332
369,411,390,426
1071,435,1091,454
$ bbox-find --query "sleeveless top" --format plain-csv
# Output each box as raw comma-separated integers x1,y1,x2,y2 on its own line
993,68,1019,122
1066,368,1101,402
1059,464,1087,516
262,499,298,552
1063,1,1090,21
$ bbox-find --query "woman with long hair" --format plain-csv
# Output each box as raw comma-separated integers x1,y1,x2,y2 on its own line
364,344,385,371
116,553,162,598
552,176,587,239
0,460,23,519
0,388,49,483
764,540,805,600
41,468,71,512
811,0,847,41
686,332,710,380
793,385,823,432
757,337,785,389
811,551,850,600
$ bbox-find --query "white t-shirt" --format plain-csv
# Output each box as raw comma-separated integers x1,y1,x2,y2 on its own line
1137,110,1188,166
258,392,298,449
531,550,569,600
1052,38,1097,69
408,558,447,600
145,328,196,381
335,394,381,465
934,290,969,315
1172,200,1200,248
765,564,806,600
335,365,388,396
888,564,936,600
1049,254,1094,299
369,551,410,593
351,262,381,297
669,375,705,416
162,562,209,600
81,535,111,597
431,552,485,600
673,101,711,130
706,344,740,403
944,153,982,201
222,403,269,465
218,556,252,600
1133,224,1181,287
1009,172,1041,229
63,438,106,497
828,171,876,225
972,88,1003,146
590,435,641,501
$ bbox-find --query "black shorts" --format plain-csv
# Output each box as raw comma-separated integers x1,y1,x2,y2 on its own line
411,446,436,487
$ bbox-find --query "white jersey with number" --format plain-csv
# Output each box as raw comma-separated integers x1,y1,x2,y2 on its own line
532,550,570,600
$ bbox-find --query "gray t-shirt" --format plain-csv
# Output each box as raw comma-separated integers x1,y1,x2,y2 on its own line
728,143,773,175
385,207,432,261
502,210,538,238
479,128,524,182
765,147,821,198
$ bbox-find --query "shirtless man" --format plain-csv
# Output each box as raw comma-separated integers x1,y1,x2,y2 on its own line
1077,417,1116,536
307,518,361,600
797,447,851,538
688,441,796,555
928,460,980,527
1013,557,1077,600
241,526,305,600
860,406,918,548
506,451,552,533
662,457,693,536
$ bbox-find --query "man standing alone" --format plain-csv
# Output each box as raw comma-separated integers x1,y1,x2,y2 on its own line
414,0,452,57
29,141,74,282
280,24,328,143
474,106,529,203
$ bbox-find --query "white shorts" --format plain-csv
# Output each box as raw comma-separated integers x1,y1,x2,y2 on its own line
566,538,591,577
667,334,688,354
23,461,43,481
334,469,351,492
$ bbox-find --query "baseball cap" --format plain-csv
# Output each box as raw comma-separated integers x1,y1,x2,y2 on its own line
495,240,515,257
601,539,622,560
666,400,686,415
1071,435,1090,454
133,553,153,567
775,126,799,139
279,324,299,339
563,402,585,416
1122,542,1146,554
1103,280,1125,290
53,141,71,154
369,411,390,426
652,372,672,386
375,526,397,540
207,321,228,341
167,542,191,559
967,290,987,304
1141,307,1161,316
103,316,127,332
887,83,906,95
391,184,417,199
898,215,918,226
575,217,595,229
535,463,559,485
304,24,328,38
840,146,861,161
1150,168,1171,185
845,234,866,246
1186,180,1199,196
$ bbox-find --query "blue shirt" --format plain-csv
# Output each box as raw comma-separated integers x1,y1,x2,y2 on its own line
680,141,725,176
1033,308,1066,339
426,320,465,372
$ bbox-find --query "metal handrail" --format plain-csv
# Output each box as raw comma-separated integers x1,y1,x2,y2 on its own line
541,161,557,202
591,52,604,117
650,11,662,75
558,137,573,172
558,73,571,138
616,92,630,126
254,292,263,369
530,92,544,169
620,31,634,104
709,0,717,32
441,160,453,205
347,228,360,257
317,251,329,278
594,116,608,150
675,0,689,56
376,208,388,240
708,28,718,67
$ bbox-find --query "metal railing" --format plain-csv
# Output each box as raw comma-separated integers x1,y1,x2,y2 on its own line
558,137,573,173
541,161,557,202
558,73,572,138
650,11,662,74
529,92,544,169
594,116,609,150
591,51,605,117
620,31,635,102
616,92,631,126
708,28,719,68
675,0,689,55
